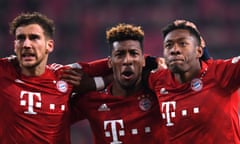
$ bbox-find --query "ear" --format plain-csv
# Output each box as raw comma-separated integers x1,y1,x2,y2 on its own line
196,46,203,59
107,56,112,68
46,39,54,53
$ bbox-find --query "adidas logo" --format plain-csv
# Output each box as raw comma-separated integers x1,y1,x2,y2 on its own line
98,103,110,111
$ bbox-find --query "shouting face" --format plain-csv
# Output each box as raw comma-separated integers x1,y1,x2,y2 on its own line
108,40,145,89
14,24,54,75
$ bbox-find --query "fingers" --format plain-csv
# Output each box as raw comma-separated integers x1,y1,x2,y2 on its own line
63,68,83,76
61,68,83,86
156,57,167,70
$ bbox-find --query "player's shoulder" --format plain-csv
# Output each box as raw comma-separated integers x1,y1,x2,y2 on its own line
149,68,170,79
47,63,64,72
46,63,67,79
0,57,20,78
0,56,18,69
1,56,14,63
229,55,240,64
208,56,240,68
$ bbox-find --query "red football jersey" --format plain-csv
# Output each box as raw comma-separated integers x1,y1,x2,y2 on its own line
0,58,73,144
70,84,166,144
148,57,240,143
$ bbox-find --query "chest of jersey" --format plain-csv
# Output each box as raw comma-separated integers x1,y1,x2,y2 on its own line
76,90,164,144
150,69,239,143
0,74,70,115
0,65,72,143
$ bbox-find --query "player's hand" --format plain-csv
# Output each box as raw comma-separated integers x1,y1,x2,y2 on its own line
61,68,84,87
156,57,167,70
145,56,167,71
61,68,97,93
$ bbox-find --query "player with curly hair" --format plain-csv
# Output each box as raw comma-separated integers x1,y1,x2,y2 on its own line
70,23,166,144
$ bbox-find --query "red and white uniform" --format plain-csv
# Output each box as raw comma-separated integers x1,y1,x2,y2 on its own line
0,58,73,144
70,84,165,144
0,57,110,144
148,57,240,143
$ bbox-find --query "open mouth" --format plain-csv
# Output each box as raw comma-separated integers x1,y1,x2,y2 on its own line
22,53,35,57
21,53,35,60
121,70,134,79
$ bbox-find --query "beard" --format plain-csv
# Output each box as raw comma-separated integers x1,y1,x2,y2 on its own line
19,56,43,70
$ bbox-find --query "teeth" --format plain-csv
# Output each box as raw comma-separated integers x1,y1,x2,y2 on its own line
22,54,34,57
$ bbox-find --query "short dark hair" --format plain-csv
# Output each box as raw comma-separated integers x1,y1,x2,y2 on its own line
162,20,201,46
106,23,144,49
9,12,55,38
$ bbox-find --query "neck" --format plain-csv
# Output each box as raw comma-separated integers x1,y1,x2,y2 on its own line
174,62,202,83
21,66,46,76
20,61,47,77
20,56,48,77
111,81,143,97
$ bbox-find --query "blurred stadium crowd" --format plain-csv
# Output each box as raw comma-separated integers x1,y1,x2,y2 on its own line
0,0,239,143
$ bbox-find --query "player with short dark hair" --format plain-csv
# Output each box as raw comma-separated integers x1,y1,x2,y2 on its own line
148,19,240,143
0,12,107,144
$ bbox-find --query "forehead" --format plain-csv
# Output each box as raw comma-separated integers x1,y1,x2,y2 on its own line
164,29,193,42
15,24,44,36
112,40,142,51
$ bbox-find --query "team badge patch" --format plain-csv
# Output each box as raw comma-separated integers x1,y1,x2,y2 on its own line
56,80,68,93
191,78,203,91
139,95,152,111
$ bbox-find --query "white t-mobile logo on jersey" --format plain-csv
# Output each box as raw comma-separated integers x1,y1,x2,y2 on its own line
161,101,176,126
104,119,124,144
20,90,41,115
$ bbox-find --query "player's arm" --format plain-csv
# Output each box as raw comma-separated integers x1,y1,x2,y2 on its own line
61,58,113,93
73,58,112,76
215,56,240,90
61,68,112,93
62,56,164,93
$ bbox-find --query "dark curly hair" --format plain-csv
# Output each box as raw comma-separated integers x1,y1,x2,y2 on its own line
106,23,144,49
9,12,55,39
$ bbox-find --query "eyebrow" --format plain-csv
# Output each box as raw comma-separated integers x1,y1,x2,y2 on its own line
165,37,187,43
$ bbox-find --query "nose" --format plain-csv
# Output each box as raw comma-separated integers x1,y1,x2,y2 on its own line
23,38,31,48
123,53,133,65
170,44,181,55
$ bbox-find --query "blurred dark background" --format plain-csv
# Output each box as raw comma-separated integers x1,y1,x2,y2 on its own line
0,0,239,143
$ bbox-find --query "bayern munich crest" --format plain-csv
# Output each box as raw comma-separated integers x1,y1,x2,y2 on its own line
139,95,152,111
191,78,203,91
56,80,68,93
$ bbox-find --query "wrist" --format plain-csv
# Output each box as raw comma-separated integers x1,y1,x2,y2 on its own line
93,76,105,90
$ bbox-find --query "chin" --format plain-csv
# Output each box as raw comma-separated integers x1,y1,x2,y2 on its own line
22,63,37,69
169,65,184,73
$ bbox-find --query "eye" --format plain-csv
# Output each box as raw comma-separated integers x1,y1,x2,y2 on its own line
179,41,187,47
16,35,25,41
164,43,172,49
29,34,40,40
129,50,140,56
114,51,124,57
